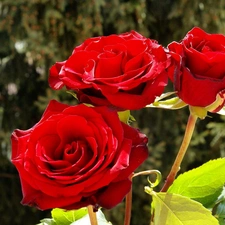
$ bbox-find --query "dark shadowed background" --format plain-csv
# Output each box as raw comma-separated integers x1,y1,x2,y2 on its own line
1,0,225,224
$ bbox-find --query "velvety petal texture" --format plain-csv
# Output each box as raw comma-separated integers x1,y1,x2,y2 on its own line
49,31,171,110
11,100,148,210
168,27,225,110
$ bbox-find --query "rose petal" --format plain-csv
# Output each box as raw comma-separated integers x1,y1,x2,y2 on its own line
95,51,124,78
48,61,66,90
97,179,132,209
177,67,225,107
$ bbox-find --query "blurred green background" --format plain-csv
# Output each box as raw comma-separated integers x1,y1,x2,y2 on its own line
1,0,225,224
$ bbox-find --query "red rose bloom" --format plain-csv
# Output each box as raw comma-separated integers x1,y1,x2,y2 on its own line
11,100,148,210
168,27,225,112
49,31,170,110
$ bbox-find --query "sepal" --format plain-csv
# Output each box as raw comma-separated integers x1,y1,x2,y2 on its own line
146,92,187,110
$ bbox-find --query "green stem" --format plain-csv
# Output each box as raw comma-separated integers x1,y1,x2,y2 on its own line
161,113,198,192
124,187,132,225
87,205,98,225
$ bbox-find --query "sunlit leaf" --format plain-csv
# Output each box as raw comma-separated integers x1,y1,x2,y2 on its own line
51,208,88,225
151,192,218,225
168,158,225,208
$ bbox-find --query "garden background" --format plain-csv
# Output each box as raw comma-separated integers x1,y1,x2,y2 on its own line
0,0,225,224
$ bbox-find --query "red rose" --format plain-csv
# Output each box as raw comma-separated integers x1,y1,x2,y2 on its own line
168,27,225,112
49,31,170,110
11,100,148,210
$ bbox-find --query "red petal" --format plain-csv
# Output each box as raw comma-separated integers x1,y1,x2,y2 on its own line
97,179,132,209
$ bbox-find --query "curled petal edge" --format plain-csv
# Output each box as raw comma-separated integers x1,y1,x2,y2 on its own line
206,90,225,115
190,90,225,119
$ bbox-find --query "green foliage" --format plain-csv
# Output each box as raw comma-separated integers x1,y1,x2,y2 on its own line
167,0,225,41
213,188,225,225
52,208,88,225
151,192,218,225
215,200,225,225
37,208,88,225
37,208,111,225
168,158,225,208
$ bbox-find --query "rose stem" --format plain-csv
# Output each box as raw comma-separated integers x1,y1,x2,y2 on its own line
87,205,98,225
124,186,133,225
161,113,198,192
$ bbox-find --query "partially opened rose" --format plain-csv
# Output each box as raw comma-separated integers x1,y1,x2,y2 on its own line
49,31,170,110
168,27,225,112
11,100,148,210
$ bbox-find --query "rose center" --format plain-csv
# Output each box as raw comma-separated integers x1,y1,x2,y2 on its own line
63,140,92,166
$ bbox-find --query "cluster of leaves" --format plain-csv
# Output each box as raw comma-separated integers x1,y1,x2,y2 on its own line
159,158,225,224
38,208,111,225
38,158,225,224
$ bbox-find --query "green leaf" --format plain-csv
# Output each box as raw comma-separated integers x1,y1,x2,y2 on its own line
168,158,225,208
151,192,218,225
71,209,112,225
51,208,88,225
215,200,225,225
214,188,225,225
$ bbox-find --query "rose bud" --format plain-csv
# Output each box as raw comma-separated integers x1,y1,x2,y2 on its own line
168,27,225,113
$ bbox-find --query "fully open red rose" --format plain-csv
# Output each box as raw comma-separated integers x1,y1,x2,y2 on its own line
49,31,170,110
11,100,148,210
168,27,225,111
